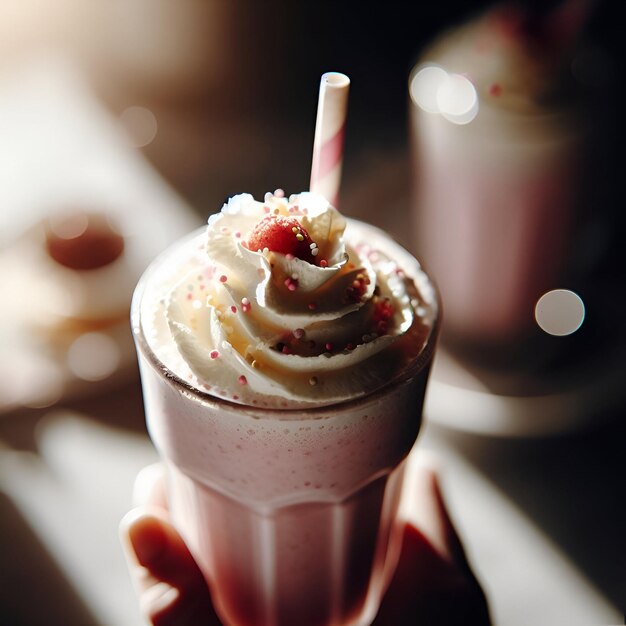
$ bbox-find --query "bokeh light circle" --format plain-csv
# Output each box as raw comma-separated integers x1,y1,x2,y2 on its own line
409,65,449,114
437,73,479,124
410,65,478,124
67,332,121,381
120,106,158,148
535,289,585,336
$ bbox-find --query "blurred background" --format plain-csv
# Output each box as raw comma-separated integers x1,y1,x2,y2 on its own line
0,0,625,624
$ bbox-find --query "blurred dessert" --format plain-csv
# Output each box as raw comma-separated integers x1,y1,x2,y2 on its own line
9,211,136,342
410,2,594,354
0,208,139,397
0,208,143,409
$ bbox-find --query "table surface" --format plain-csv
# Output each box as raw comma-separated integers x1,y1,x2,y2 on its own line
1,57,625,626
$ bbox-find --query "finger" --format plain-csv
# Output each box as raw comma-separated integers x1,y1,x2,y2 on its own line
374,522,490,625
120,508,221,626
133,463,168,510
411,457,469,569
374,461,491,625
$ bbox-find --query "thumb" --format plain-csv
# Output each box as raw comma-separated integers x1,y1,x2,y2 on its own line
410,459,470,570
120,507,221,626
373,461,490,625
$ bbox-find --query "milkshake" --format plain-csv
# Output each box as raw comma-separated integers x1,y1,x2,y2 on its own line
132,191,439,625
410,5,588,349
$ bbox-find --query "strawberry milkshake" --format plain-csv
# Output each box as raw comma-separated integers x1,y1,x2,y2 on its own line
132,190,439,625
410,4,589,348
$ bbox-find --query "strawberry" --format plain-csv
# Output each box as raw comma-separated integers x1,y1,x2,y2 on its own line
246,216,318,264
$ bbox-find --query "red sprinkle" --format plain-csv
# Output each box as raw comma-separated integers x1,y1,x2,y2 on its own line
307,302,317,310
284,277,298,292
325,343,333,352
373,298,395,334
210,350,219,359
238,375,247,385
319,259,328,268
231,305,237,313
345,271,369,303
489,83,502,97
219,275,228,283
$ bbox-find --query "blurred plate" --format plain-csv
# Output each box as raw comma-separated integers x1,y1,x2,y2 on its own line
425,346,626,437
0,57,199,413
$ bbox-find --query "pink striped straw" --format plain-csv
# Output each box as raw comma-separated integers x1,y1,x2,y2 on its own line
310,72,350,207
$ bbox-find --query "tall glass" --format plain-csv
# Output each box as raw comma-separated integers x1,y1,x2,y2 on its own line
409,8,588,355
131,220,440,626
411,86,582,346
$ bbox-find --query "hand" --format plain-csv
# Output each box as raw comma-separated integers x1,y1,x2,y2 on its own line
120,462,490,626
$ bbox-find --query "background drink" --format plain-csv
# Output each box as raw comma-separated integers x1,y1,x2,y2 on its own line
132,220,439,626
409,6,592,353
412,96,581,344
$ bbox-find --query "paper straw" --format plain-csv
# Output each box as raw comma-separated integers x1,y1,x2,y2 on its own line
310,72,350,207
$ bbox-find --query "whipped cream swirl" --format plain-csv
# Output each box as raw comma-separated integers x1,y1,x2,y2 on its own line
166,192,425,407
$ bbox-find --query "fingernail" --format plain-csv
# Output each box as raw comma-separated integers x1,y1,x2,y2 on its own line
133,463,166,508
126,514,165,567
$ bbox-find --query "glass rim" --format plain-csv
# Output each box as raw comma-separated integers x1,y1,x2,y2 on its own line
408,64,584,126
131,222,441,419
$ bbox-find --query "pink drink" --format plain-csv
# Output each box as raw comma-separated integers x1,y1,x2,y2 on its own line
132,215,439,626
409,8,585,347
